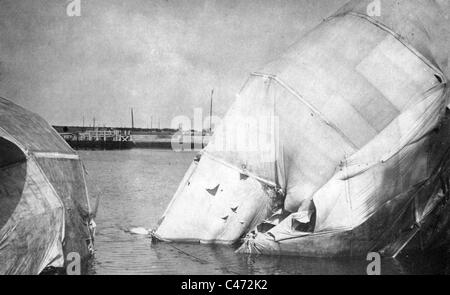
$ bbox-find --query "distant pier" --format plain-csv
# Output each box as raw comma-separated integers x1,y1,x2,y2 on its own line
53,126,211,150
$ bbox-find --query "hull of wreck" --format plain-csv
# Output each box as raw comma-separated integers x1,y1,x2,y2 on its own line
154,154,282,244
156,0,450,257
237,176,450,257
238,106,450,257
0,97,95,274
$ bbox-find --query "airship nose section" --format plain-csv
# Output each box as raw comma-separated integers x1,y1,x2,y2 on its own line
154,154,280,244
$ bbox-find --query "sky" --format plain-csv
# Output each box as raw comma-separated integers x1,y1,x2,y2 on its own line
0,0,347,128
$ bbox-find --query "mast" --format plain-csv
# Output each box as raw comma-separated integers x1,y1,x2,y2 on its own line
131,108,134,130
210,89,214,132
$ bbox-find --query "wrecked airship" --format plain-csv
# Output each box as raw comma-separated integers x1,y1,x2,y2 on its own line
0,97,96,274
153,0,450,257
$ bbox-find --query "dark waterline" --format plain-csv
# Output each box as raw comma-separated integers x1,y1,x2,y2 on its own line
80,149,450,275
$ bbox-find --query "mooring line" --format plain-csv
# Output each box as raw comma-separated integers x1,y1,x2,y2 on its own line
165,243,244,275
166,243,209,265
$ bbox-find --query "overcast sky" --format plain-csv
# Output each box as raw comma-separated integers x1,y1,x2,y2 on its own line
0,0,347,128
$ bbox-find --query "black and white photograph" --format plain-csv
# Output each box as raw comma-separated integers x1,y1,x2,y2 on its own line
1,0,450,280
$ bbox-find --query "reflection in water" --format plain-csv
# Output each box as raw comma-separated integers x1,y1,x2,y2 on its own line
80,149,449,275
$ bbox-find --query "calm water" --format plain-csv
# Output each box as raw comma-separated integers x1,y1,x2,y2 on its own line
79,149,450,275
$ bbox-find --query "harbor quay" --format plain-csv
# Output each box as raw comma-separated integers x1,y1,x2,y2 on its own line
53,126,211,150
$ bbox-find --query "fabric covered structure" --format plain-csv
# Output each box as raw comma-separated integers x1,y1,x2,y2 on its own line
0,97,95,274
155,0,450,257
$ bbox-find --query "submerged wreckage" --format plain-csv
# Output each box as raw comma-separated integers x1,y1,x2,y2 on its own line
154,0,450,257
0,97,95,274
